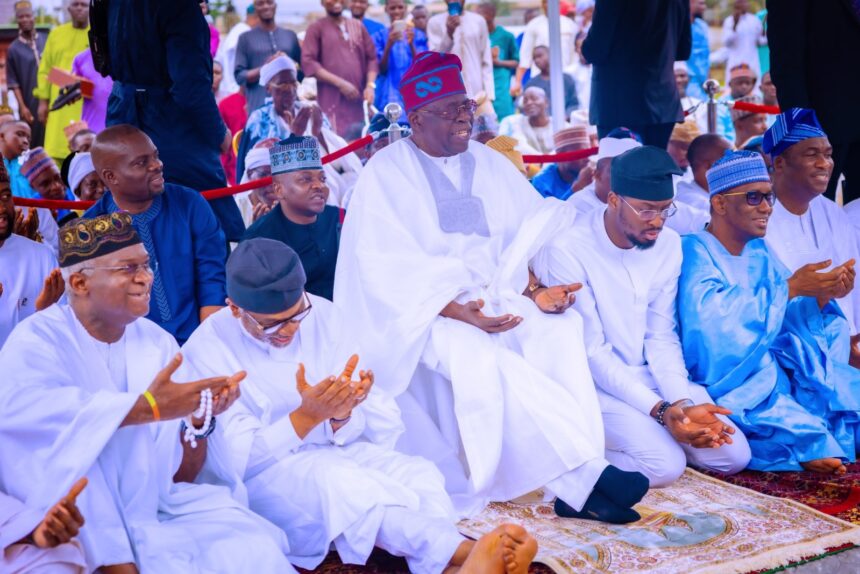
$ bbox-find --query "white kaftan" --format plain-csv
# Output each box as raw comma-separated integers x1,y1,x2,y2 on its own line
427,12,495,100
0,234,56,348
533,209,751,486
334,138,607,517
180,301,464,574
0,305,293,573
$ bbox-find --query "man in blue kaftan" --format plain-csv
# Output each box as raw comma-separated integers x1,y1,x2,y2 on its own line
677,150,860,476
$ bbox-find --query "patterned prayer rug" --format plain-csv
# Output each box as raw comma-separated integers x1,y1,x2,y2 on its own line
457,469,860,574
703,463,860,525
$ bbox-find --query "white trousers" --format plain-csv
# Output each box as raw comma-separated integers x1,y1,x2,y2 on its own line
372,506,465,574
600,383,752,487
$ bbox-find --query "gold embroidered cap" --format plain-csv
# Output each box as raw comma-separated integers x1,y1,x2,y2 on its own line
59,213,141,268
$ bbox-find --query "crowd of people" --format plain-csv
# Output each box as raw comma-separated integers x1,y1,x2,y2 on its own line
2,0,860,572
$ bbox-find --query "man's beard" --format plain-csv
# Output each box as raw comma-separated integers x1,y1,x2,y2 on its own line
626,232,656,250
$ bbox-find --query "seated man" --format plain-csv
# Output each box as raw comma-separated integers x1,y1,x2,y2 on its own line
236,55,362,209
181,239,538,574
732,95,768,148
762,108,860,334
21,147,77,222
0,214,294,572
524,46,579,118
0,161,63,347
569,127,641,213
242,136,340,301
717,63,758,144
1,480,87,573
62,152,105,202
235,144,277,227
534,146,751,487
86,125,228,344
531,126,592,200
666,119,700,177
336,52,650,524
675,134,733,213
0,120,59,254
499,87,556,155
678,150,860,475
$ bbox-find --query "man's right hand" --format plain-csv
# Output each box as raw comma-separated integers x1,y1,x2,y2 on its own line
338,80,361,100
787,260,855,303
125,354,245,425
35,269,65,311
442,299,522,333
289,105,314,136
29,478,87,549
37,99,48,124
21,107,34,124
446,15,461,38
660,404,723,448
291,363,363,437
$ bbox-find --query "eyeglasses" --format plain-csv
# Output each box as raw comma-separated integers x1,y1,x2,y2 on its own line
618,196,677,221
721,190,775,206
415,99,478,120
243,292,313,335
81,261,157,276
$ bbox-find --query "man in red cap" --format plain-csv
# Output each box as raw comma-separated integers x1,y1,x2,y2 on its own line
336,51,650,524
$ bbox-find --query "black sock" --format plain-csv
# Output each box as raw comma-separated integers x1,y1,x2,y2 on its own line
554,490,641,524
594,465,650,508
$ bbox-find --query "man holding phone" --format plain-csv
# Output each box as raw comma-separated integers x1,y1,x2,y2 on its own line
427,0,495,107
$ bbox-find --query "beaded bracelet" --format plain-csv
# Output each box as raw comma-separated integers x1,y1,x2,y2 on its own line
654,401,672,427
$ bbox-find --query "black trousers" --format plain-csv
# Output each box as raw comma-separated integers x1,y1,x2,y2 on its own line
597,122,676,150
825,141,860,204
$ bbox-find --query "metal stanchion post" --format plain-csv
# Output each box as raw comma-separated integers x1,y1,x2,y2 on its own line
384,103,404,142
704,79,720,134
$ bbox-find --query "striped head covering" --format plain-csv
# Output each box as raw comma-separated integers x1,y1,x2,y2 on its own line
269,135,322,175
486,135,526,175
669,120,701,144
729,63,756,82
762,108,827,158
731,95,764,122
20,147,57,185
706,150,770,196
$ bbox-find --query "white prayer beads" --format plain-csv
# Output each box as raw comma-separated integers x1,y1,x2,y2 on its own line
183,389,213,449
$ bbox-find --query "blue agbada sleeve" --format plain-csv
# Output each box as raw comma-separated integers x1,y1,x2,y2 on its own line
677,233,788,401
188,191,228,309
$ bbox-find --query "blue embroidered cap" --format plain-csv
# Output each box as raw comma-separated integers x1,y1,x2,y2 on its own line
706,150,771,196
269,134,322,175
762,107,827,158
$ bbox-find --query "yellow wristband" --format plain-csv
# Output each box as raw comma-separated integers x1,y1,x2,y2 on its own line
143,391,161,421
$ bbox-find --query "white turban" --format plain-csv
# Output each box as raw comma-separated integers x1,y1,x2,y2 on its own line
260,55,298,88
240,147,272,184
595,136,642,162
69,152,96,194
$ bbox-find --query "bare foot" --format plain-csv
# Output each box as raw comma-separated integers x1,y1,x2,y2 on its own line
801,458,847,475
457,524,537,574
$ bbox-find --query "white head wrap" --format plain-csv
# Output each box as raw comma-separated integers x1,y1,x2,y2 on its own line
240,147,272,184
260,55,298,88
69,152,96,194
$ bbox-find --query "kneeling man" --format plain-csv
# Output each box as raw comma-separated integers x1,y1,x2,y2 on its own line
181,238,538,574
535,146,751,487
0,214,293,573
678,150,860,475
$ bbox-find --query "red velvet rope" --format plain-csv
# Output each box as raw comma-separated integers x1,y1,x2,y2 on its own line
14,137,598,210
521,147,598,164
12,133,376,211
730,100,781,115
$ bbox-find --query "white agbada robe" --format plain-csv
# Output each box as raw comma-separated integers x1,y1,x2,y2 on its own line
0,234,56,348
427,12,495,101
721,13,765,78
179,300,465,573
675,179,710,213
766,195,860,334
498,114,556,156
533,209,751,486
843,198,860,255
569,182,603,213
1,491,87,573
334,138,607,517
0,304,294,573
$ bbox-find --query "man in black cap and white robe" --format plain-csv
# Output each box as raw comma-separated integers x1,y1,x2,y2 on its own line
179,238,539,574
533,146,752,487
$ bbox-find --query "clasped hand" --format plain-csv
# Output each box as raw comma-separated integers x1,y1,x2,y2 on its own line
788,259,855,304
663,403,735,448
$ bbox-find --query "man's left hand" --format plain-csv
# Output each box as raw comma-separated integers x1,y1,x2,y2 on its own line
14,207,40,241
209,373,244,418
534,283,581,314
363,85,375,105
30,478,87,549
571,164,595,193
682,403,735,448
35,269,64,311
